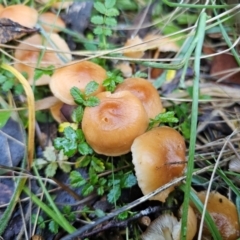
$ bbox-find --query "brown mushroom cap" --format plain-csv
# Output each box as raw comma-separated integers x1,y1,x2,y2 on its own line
82,91,149,156
131,126,186,202
191,191,240,240
50,61,107,105
115,77,163,119
123,35,145,58
39,12,65,32
0,4,38,28
14,33,72,86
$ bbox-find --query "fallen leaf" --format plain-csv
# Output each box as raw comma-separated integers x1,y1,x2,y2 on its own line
0,18,38,44
210,52,240,84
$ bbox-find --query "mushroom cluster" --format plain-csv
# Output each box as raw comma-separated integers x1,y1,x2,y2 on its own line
49,63,165,155
0,4,70,86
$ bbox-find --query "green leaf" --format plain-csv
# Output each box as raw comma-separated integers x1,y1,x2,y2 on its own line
0,75,7,83
91,15,104,25
76,129,85,142
2,79,14,92
78,156,91,167
63,205,71,214
121,173,137,188
71,106,84,123
70,171,87,188
43,146,57,161
64,126,78,141
89,171,98,184
58,161,71,173
58,150,68,161
94,209,106,217
45,162,58,177
0,111,11,128
107,184,121,203
103,28,112,36
54,138,77,157
31,214,46,229
49,220,59,234
34,158,48,169
105,8,119,17
91,157,105,172
70,87,85,105
82,184,94,196
93,26,103,35
85,81,99,96
14,83,24,95
34,67,54,81
99,178,107,186
94,2,106,14
148,111,179,130
105,0,116,8
78,142,93,155
104,17,117,26
97,186,104,195
117,211,129,220
84,96,100,107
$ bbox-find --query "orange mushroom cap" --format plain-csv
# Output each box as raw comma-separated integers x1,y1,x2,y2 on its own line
131,126,186,202
0,4,38,28
192,191,240,240
39,12,65,33
50,61,107,105
14,33,71,86
82,91,149,156
115,77,163,119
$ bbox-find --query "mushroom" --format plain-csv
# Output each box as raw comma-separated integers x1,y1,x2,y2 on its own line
142,206,197,240
0,4,38,28
82,91,149,156
14,33,71,85
115,77,163,119
191,191,240,240
123,35,145,58
143,33,180,53
131,126,186,202
50,61,107,105
39,12,65,33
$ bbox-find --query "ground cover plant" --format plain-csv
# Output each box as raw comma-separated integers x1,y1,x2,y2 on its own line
0,0,240,239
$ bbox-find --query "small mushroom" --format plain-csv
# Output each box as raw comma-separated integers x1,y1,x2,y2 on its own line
39,12,65,33
50,61,107,105
191,191,240,240
142,206,197,240
123,35,145,58
115,77,163,119
143,34,180,53
14,33,72,85
131,126,186,202
82,91,149,156
0,4,38,28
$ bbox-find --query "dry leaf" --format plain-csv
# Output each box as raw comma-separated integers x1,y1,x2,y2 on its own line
210,53,240,84
0,18,38,44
